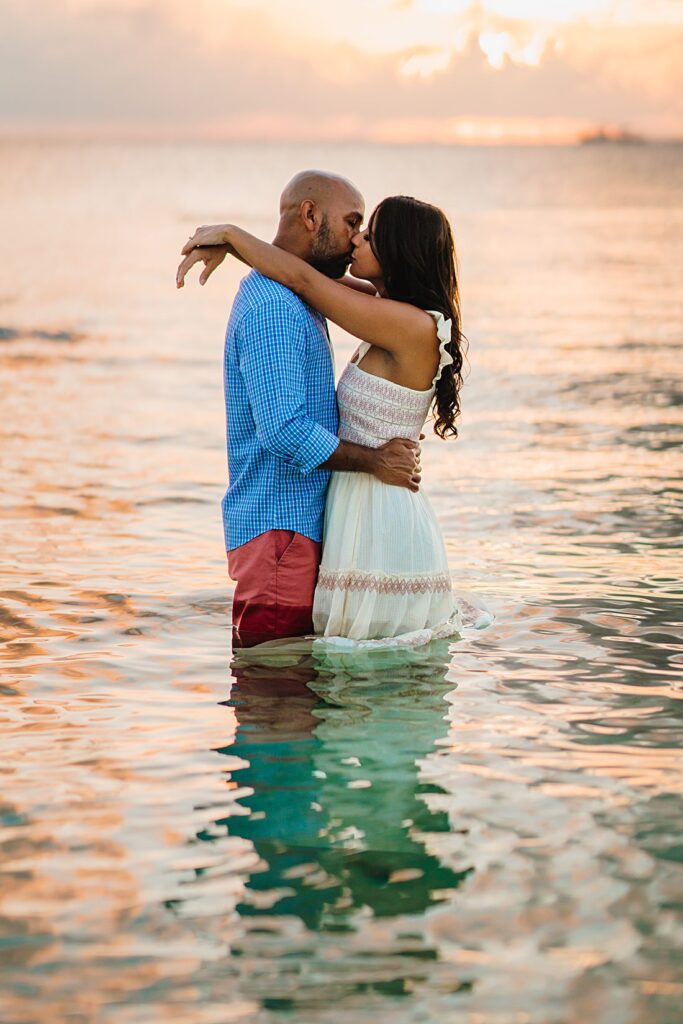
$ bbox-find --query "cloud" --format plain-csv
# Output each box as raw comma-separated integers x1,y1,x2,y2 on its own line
0,0,680,138
0,0,318,122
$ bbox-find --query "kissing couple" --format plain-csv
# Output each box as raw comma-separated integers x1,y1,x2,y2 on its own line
177,170,489,650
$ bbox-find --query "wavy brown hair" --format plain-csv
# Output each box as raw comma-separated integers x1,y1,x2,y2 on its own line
367,195,466,439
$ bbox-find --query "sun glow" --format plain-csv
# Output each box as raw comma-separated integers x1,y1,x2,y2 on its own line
478,28,547,69
478,31,509,69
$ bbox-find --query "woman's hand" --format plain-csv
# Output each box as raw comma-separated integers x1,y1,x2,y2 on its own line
176,245,229,288
181,224,233,255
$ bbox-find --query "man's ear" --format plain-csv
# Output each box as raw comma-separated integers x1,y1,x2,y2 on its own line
300,199,320,234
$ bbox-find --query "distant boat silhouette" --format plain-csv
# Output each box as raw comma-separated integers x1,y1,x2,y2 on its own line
580,127,645,146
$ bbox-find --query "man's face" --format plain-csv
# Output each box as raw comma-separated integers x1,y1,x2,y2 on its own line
310,189,365,278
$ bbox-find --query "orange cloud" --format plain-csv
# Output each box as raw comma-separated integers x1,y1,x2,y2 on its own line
0,0,681,140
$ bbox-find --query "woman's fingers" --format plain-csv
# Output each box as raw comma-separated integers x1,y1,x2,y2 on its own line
181,231,201,256
182,224,229,255
181,226,211,255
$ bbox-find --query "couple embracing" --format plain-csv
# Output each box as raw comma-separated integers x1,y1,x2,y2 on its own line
177,170,483,650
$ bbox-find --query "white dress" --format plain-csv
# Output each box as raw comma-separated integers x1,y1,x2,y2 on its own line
312,310,467,648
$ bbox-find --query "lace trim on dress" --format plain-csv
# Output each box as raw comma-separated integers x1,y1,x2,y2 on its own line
426,309,454,388
314,614,462,650
318,568,452,595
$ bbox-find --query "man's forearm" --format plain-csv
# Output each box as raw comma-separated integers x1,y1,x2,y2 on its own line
319,437,421,493
319,440,377,474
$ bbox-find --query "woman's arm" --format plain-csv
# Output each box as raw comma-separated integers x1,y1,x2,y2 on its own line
338,277,378,296
176,244,377,296
181,224,435,358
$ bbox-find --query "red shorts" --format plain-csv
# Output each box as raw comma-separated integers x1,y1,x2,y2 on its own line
227,529,322,647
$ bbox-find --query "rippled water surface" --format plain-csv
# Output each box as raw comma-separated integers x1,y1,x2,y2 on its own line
1,141,682,1023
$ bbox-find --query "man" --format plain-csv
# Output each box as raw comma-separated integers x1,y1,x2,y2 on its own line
177,171,420,647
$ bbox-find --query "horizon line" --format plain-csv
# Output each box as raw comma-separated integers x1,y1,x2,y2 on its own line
1,129,681,147
0,118,681,147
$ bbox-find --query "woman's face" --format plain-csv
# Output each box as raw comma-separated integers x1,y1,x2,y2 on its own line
349,224,383,282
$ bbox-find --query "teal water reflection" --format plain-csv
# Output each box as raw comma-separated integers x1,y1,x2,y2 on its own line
217,644,469,937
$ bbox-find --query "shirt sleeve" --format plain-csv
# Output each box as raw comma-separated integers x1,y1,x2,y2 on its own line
236,301,340,474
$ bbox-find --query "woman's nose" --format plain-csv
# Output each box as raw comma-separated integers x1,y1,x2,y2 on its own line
351,230,363,247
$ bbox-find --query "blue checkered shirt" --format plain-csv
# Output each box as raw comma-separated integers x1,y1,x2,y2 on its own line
221,271,340,551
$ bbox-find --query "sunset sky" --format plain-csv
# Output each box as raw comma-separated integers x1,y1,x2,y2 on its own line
2,0,682,143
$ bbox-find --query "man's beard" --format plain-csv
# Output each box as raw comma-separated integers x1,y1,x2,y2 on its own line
310,217,352,279
310,252,352,278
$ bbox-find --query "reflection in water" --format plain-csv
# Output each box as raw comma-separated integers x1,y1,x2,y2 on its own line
205,643,471,1007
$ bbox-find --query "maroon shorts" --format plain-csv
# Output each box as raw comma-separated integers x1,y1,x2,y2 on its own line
227,529,322,648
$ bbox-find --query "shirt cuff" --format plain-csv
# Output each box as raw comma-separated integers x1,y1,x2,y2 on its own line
293,423,340,475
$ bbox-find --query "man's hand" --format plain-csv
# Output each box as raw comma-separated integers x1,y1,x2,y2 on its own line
176,245,229,288
318,436,422,489
374,438,421,492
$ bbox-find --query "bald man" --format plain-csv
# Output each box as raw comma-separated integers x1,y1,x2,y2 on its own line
179,171,419,648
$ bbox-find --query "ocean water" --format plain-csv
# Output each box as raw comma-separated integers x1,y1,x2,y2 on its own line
0,140,682,1023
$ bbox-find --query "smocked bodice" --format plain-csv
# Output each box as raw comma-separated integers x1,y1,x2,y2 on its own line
335,309,453,449
336,362,434,448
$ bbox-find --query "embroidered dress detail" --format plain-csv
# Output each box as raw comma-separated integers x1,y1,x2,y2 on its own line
317,568,452,595
312,309,470,646
343,364,432,404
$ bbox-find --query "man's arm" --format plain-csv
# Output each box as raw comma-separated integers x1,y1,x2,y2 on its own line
321,438,420,491
237,303,420,490
237,303,340,475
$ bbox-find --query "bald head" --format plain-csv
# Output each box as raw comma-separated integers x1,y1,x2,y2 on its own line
274,169,365,277
280,170,363,217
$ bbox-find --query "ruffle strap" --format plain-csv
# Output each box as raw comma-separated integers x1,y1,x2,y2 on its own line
426,309,454,387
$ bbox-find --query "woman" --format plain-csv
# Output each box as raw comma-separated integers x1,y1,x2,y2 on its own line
183,196,477,648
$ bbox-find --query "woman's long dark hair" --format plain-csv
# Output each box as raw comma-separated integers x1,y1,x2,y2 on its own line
367,195,466,439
